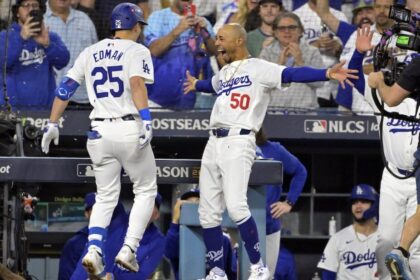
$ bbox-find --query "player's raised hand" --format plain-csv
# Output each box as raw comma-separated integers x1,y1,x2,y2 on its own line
139,120,152,149
356,26,374,53
327,60,359,89
270,201,292,219
41,122,59,154
183,70,198,94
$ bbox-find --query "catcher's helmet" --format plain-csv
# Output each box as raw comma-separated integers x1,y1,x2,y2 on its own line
110,2,147,31
350,184,377,202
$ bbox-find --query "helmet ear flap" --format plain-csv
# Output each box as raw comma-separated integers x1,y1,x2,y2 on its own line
362,195,379,221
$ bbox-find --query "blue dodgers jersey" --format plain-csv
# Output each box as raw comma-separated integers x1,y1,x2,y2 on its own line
143,8,214,109
257,141,307,235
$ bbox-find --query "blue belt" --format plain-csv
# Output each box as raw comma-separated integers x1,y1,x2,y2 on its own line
93,114,135,122
211,128,251,138
397,168,413,176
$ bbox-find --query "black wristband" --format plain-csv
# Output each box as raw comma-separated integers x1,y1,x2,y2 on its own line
285,199,294,207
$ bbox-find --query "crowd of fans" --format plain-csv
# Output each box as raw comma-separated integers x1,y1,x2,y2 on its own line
0,0,410,112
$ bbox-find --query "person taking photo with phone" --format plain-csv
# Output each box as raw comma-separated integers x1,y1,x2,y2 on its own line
143,0,217,110
0,0,70,110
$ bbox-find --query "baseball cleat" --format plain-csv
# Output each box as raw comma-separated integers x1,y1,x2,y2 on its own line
115,245,139,272
198,267,228,280
81,247,106,280
385,249,414,280
248,264,270,280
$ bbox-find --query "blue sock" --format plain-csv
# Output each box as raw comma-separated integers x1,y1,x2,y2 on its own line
88,226,107,252
202,226,225,272
237,216,261,264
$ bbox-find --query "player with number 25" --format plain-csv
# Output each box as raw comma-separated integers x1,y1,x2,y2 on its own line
41,3,157,279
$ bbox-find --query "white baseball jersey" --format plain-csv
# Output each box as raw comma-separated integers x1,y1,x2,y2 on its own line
317,225,379,280
294,4,347,99
210,58,285,132
294,4,348,46
66,38,154,119
362,76,420,170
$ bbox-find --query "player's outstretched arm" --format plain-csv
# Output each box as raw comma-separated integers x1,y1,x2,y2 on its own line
282,61,358,89
183,71,216,95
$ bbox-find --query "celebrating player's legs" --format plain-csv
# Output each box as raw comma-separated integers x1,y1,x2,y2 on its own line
41,3,157,280
184,23,357,280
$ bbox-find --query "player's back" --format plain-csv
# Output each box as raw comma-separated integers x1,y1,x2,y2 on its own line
70,38,151,119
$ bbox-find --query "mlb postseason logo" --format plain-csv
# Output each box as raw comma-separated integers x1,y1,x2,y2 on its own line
115,19,122,29
77,164,95,177
304,120,327,133
77,164,128,177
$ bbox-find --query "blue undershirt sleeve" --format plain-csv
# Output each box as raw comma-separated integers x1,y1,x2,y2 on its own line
195,78,216,94
322,269,337,280
282,67,328,84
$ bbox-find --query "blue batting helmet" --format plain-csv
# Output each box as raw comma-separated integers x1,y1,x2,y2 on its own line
350,184,377,202
110,3,147,31
350,184,379,220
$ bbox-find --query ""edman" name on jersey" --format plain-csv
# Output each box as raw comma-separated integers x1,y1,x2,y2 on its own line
93,49,123,62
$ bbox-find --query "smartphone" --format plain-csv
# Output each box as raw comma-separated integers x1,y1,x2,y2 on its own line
183,3,196,17
29,9,43,34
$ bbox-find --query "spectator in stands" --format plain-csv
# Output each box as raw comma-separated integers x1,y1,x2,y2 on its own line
316,0,375,46
294,0,347,107
164,188,237,280
213,0,239,33
45,0,97,107
69,0,101,30
0,0,70,110
237,0,261,32
259,12,324,109
246,0,283,58
144,0,216,109
339,0,393,75
69,192,165,280
317,184,379,279
256,128,307,279
74,0,144,40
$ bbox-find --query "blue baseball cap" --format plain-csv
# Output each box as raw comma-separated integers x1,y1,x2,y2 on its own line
84,192,96,211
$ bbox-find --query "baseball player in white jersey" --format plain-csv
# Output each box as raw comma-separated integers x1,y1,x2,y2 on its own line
41,3,157,279
318,184,379,280
184,23,357,280
344,27,420,280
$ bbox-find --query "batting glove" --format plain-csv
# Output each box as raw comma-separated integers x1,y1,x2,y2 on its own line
139,120,152,149
41,122,59,154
